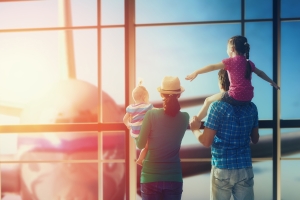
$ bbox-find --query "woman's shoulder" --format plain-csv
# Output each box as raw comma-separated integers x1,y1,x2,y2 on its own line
179,111,190,120
147,107,163,114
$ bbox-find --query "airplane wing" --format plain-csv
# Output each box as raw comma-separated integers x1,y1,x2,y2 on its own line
151,96,207,108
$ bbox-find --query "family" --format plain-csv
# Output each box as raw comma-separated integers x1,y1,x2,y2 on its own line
123,35,280,200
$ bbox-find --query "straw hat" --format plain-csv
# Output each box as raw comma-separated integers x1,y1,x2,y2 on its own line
157,76,185,94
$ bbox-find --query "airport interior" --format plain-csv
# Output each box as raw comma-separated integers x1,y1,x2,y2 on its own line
0,0,299,200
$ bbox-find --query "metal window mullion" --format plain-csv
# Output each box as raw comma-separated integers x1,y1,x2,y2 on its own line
97,0,103,200
241,0,245,36
273,0,281,199
125,0,136,199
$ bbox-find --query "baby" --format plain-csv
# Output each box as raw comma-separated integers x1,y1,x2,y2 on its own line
123,80,153,166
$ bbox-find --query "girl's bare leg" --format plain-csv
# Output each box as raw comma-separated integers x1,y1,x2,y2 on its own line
196,92,223,122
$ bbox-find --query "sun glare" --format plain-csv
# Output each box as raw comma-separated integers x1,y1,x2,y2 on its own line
0,33,63,104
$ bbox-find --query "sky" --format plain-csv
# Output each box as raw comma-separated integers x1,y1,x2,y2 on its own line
0,0,299,199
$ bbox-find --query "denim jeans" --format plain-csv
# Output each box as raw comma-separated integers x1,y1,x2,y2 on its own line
210,166,254,200
140,181,183,200
221,92,251,106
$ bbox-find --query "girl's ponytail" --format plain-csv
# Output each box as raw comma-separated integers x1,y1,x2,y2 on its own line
244,42,251,80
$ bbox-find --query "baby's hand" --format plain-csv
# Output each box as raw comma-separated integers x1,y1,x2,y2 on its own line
185,72,198,81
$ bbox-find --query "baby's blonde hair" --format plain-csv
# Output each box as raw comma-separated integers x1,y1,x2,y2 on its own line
132,79,149,103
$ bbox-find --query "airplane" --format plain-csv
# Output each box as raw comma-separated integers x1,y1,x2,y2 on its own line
0,1,299,200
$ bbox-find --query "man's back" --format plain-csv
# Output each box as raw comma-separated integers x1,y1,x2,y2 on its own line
205,101,258,169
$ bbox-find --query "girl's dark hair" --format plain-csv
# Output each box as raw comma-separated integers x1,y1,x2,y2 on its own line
161,94,180,117
218,69,230,91
228,35,251,80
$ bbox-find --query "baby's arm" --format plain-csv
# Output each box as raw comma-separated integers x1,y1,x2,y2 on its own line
185,62,225,81
196,92,223,122
123,113,131,129
253,68,280,90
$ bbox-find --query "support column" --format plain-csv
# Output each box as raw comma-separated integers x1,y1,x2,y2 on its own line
125,0,137,199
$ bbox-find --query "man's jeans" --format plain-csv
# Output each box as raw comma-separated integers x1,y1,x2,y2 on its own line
140,181,183,200
211,166,254,200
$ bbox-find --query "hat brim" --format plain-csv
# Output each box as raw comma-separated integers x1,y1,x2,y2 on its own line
157,86,185,94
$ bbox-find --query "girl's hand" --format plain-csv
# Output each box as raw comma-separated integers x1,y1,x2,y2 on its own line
185,72,198,81
271,82,280,90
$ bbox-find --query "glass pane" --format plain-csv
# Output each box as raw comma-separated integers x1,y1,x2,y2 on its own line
245,0,272,19
245,22,273,120
136,0,241,24
102,132,125,160
1,162,98,199
71,0,97,26
0,31,62,105
281,160,300,200
281,0,300,18
0,0,59,29
101,28,125,123
73,29,98,86
281,128,300,158
101,0,124,25
0,132,98,161
182,162,211,199
0,0,97,29
0,29,104,124
103,163,125,200
252,161,272,199
281,21,300,119
251,129,273,158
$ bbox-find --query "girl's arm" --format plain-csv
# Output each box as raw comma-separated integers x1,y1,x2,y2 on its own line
185,62,225,81
253,68,280,90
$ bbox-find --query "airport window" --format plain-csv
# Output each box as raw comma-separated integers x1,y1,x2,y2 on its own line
0,0,299,200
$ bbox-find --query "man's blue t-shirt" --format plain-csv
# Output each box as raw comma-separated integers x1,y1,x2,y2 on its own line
204,101,258,169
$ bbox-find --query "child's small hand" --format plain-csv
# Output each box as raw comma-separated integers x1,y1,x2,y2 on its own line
185,72,197,81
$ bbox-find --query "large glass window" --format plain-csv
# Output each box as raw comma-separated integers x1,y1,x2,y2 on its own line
0,0,299,199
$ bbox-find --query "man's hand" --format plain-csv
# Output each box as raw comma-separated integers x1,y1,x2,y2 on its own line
189,116,201,131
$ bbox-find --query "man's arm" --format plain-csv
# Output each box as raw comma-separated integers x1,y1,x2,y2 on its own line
250,127,259,144
190,116,216,147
